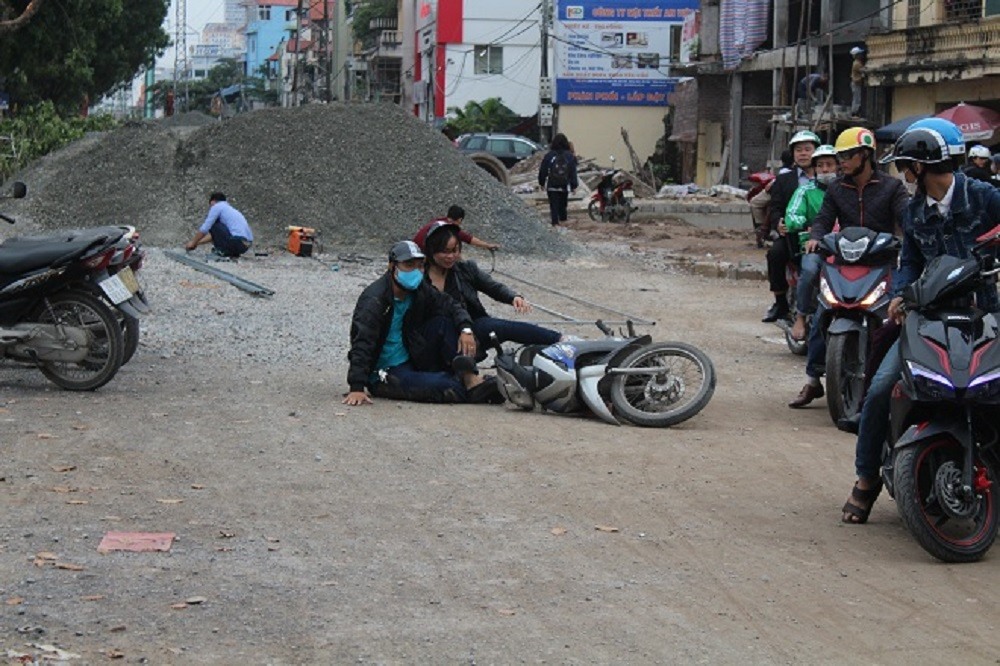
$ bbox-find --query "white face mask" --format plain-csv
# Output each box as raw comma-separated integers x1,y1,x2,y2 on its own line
898,170,917,196
815,172,837,186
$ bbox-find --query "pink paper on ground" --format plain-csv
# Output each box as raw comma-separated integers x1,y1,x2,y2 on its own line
97,531,175,553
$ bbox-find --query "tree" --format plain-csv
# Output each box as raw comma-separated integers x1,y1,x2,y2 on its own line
0,0,44,34
351,0,396,49
444,98,519,135
0,0,170,114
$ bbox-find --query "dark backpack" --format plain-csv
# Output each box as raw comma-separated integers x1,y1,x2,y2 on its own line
547,152,570,189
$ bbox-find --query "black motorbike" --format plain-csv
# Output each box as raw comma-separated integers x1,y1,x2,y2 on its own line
0,182,135,389
882,224,1000,562
815,226,900,424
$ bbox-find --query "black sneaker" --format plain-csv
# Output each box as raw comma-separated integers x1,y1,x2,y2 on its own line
451,355,478,375
836,413,862,434
762,303,790,323
467,376,504,404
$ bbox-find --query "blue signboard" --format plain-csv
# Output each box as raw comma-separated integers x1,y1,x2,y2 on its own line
554,0,698,106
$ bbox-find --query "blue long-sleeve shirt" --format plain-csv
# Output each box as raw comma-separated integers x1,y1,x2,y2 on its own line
199,201,253,241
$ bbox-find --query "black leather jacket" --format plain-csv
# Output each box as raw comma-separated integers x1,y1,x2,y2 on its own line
438,260,518,320
346,272,472,392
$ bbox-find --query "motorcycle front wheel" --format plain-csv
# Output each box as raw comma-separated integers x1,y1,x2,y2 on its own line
609,342,716,427
587,200,602,222
894,438,998,563
825,332,864,424
31,290,125,391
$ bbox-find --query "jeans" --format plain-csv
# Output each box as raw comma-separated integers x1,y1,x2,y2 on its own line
472,316,560,358
854,340,901,480
796,252,823,316
805,312,826,380
375,316,467,402
547,190,569,225
209,220,251,257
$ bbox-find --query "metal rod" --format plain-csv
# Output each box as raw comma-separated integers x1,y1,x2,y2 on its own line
525,320,639,327
494,268,655,325
164,250,275,297
529,300,582,322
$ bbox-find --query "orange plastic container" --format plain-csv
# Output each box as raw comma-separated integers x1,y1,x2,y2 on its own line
287,226,315,257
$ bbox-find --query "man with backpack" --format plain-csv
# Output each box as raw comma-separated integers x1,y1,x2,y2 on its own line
538,133,579,226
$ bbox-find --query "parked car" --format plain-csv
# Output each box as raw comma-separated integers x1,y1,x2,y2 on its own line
456,133,544,168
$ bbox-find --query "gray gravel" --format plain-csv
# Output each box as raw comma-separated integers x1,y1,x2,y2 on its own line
4,103,572,257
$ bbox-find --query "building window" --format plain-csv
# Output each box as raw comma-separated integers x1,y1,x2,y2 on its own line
987,0,1000,16
286,9,295,21
944,0,983,21
258,5,271,21
907,0,921,27
474,45,503,75
669,24,681,67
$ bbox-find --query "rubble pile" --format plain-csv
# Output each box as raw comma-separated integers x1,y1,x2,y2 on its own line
6,103,569,256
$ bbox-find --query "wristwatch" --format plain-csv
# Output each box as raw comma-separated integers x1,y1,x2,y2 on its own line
461,327,473,335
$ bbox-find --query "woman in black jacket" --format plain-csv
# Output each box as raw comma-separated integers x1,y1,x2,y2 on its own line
423,223,562,356
537,133,579,226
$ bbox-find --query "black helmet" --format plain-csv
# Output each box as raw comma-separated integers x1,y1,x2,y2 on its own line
887,128,951,165
388,240,425,263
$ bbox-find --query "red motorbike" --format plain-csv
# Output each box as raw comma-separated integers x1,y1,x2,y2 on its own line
746,170,775,248
587,158,635,223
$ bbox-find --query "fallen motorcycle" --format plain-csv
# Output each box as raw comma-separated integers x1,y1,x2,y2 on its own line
882,224,1000,562
492,321,715,427
0,181,134,389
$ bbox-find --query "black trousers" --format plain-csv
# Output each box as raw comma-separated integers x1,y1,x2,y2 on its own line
546,190,568,225
766,235,794,293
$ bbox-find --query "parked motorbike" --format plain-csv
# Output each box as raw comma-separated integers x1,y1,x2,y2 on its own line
587,157,635,224
814,226,900,424
0,182,134,389
492,321,716,427
881,224,1000,562
3,224,147,364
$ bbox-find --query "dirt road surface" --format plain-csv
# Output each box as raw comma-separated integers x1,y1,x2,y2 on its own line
2,220,998,664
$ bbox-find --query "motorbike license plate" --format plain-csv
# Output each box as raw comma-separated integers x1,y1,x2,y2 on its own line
99,267,138,304
623,190,635,199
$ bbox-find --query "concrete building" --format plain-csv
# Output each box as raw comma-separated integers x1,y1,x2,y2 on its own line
865,0,1000,136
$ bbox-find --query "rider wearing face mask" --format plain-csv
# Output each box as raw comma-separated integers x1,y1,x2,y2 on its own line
783,145,840,407
805,127,909,252
343,240,502,406
839,124,1000,525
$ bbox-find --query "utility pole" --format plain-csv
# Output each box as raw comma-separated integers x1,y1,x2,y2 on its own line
324,0,332,101
174,0,188,111
538,0,553,145
291,0,305,105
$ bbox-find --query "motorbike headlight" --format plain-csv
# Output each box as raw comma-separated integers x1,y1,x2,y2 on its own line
819,276,838,306
906,360,956,400
837,236,870,263
858,281,888,308
968,369,1000,401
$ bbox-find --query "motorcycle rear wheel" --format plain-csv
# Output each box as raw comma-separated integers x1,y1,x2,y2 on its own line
31,290,125,391
894,439,998,563
609,342,716,427
825,332,864,425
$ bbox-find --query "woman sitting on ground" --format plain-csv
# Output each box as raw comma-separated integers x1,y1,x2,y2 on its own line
422,222,562,355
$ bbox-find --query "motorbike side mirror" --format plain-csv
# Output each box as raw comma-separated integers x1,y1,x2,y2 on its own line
11,181,27,199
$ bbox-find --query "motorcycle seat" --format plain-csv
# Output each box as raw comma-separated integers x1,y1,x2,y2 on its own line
1,226,126,248
0,236,110,274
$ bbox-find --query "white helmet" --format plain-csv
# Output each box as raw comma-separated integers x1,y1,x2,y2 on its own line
811,144,837,163
969,145,992,159
789,130,821,149
850,46,865,56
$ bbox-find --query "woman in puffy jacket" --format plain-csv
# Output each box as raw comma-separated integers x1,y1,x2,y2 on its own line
422,222,562,357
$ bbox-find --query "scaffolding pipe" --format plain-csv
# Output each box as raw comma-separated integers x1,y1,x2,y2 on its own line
164,251,275,297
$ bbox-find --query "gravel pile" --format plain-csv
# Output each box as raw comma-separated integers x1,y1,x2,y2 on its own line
4,103,572,257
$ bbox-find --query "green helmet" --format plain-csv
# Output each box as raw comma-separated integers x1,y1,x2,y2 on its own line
789,130,821,149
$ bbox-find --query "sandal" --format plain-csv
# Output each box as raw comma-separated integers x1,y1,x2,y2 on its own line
841,479,883,524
